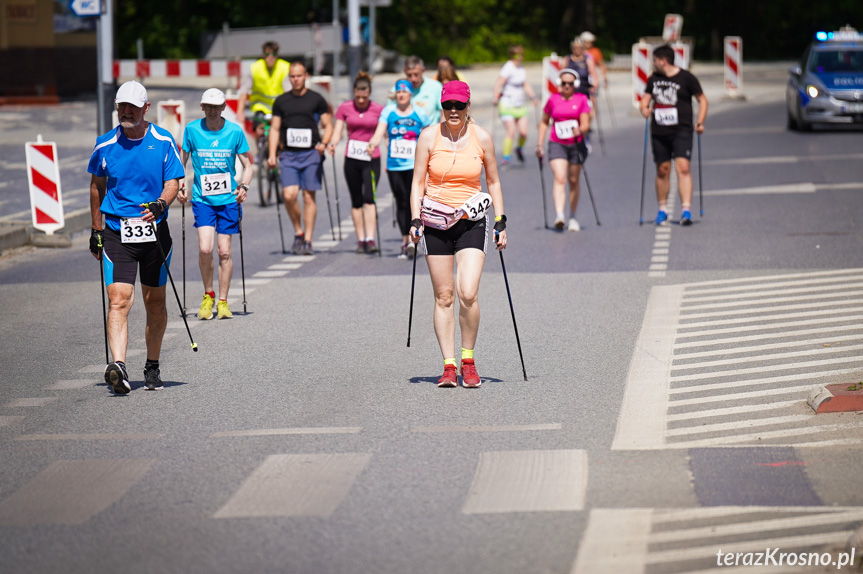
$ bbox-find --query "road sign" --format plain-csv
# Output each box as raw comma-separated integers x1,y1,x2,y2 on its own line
662,14,683,42
25,135,65,235
69,0,101,17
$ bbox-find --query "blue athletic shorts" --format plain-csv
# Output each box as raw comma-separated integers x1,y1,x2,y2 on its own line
192,201,240,235
279,150,322,191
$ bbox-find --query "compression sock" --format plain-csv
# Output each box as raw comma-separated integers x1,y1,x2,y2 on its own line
502,137,513,158
206,291,215,299
144,359,158,370
444,358,457,368
461,348,474,360
517,136,526,149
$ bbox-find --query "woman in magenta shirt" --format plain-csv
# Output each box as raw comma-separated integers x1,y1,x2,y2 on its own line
536,68,591,232
328,72,384,253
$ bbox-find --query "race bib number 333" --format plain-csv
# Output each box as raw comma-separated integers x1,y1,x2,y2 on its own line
121,218,156,244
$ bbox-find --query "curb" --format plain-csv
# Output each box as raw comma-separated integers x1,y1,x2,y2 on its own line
0,207,91,254
807,384,863,413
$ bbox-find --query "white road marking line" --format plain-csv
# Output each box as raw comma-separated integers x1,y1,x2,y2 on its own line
213,453,371,518
612,286,683,450
461,450,588,514
652,248,669,255
670,355,863,383
666,400,801,421
666,420,863,448
681,289,863,311
0,459,155,526
679,298,863,320
313,239,339,248
669,367,862,394
650,508,863,543
669,385,815,406
239,278,272,285
268,263,302,270
412,424,562,433
683,281,863,303
678,308,863,331
252,270,289,278
675,332,863,359
647,531,851,564
675,324,863,348
709,126,787,135
705,182,816,195
45,379,98,390
682,274,863,298
817,182,863,191
651,506,785,523
671,342,863,370
651,255,669,263
570,509,652,574
281,255,313,263
6,397,57,407
0,416,25,428
15,434,162,441
664,414,812,437
684,268,863,289
706,152,863,165
211,427,362,437
654,240,670,247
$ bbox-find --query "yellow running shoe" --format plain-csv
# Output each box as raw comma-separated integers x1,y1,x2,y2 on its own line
198,294,215,320
217,299,233,319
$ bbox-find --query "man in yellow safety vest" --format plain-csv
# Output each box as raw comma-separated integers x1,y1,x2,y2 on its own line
237,41,290,136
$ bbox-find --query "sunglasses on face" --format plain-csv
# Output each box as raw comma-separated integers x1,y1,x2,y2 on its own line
560,81,576,87
264,52,277,57
441,100,467,111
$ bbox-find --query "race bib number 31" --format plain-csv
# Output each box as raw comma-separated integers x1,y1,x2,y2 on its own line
654,108,679,126
554,120,578,140
121,218,156,244
201,172,231,196
390,139,416,160
287,128,313,148
347,139,372,161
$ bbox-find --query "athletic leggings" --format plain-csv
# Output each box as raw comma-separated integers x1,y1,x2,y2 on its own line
343,157,381,209
387,169,413,236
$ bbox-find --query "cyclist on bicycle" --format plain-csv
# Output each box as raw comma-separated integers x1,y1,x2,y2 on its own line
237,41,291,139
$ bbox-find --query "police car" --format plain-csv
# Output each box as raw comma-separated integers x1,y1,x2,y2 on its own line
786,26,863,131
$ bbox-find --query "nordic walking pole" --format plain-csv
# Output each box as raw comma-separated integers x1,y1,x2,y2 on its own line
579,147,601,226
496,232,527,381
321,158,336,242
639,117,649,225
146,220,198,352
697,132,704,217
274,176,287,254
535,107,549,229
406,229,419,347
97,237,109,364
331,154,342,240
371,169,382,257
593,97,607,156
181,202,186,316
238,207,247,314
604,85,616,127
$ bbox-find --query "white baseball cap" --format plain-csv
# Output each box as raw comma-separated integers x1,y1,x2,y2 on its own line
115,81,148,107
580,31,596,42
201,88,226,105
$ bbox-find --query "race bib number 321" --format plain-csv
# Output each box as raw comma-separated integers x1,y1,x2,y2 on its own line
201,172,231,196
121,218,156,244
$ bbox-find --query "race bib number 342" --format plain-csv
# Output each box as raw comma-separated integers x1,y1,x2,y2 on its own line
121,218,156,244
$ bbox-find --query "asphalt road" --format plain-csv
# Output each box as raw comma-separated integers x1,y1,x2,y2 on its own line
2,66,863,574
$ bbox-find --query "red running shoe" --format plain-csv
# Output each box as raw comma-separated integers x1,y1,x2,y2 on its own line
461,358,481,388
437,364,458,388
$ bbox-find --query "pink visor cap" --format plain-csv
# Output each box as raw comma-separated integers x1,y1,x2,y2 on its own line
441,80,470,103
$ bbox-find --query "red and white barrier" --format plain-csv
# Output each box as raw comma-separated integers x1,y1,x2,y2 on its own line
113,59,247,80
540,55,564,104
632,42,691,109
156,100,185,144
724,36,743,96
25,135,64,235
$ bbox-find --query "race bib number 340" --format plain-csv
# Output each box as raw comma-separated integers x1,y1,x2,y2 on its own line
287,128,313,148
654,108,679,126
201,172,231,196
121,218,156,244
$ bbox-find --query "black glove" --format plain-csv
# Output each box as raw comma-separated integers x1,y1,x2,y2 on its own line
90,228,103,258
410,218,423,236
141,198,167,219
576,140,589,163
493,214,507,234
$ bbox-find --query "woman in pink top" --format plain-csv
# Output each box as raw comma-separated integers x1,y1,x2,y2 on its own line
409,80,507,389
328,72,384,253
536,68,591,231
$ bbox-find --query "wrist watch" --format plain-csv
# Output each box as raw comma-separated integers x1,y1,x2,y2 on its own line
238,184,249,191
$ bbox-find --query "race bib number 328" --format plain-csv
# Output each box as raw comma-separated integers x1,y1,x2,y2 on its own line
121,218,156,244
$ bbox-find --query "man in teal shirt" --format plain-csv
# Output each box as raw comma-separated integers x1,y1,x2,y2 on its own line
403,55,443,124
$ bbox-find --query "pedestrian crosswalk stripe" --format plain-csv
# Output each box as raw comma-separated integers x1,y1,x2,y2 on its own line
685,267,863,289
281,255,313,263
680,308,863,330
6,397,57,407
213,453,371,518
267,263,302,270
210,427,362,437
683,275,863,301
682,289,863,311
0,459,154,526
252,270,289,278
461,450,587,514
676,327,863,351
667,400,800,421
672,342,863,370
664,414,811,437
669,368,860,394
14,433,161,441
0,415,25,427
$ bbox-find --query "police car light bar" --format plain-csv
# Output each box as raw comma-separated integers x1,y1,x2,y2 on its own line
816,26,860,42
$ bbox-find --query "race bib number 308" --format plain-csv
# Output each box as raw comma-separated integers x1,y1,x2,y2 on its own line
347,139,372,161
201,172,231,196
287,128,313,148
121,218,156,244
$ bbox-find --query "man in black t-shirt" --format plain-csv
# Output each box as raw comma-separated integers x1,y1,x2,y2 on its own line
268,61,333,254
640,44,708,226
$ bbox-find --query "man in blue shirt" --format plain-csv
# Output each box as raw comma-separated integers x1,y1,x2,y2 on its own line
88,81,185,394
178,88,252,321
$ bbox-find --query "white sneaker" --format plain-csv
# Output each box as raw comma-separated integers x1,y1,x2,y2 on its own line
554,213,566,230
568,218,581,232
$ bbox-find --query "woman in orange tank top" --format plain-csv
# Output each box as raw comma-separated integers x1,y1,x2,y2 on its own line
408,81,508,388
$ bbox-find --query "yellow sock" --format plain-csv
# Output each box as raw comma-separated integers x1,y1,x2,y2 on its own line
461,348,474,360
517,136,526,148
502,137,513,157
444,358,457,367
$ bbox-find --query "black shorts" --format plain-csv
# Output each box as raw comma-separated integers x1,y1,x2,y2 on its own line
651,130,693,164
424,216,488,256
102,220,172,288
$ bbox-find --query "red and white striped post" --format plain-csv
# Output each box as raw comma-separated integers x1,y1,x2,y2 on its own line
724,36,745,99
541,54,563,104
632,43,652,109
25,135,65,236
157,100,186,144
